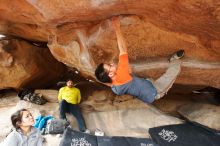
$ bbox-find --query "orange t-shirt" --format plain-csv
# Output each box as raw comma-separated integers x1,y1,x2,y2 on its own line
112,54,132,85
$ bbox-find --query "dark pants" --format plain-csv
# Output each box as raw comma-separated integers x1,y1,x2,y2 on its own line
59,100,86,132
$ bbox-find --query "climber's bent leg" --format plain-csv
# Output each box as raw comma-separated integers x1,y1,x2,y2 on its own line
154,60,181,100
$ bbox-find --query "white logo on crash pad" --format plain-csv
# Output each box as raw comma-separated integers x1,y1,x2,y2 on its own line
140,143,154,146
71,137,92,146
158,129,178,142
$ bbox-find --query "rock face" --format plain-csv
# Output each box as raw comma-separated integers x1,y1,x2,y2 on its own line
86,108,182,138
0,39,66,89
178,103,220,130
0,1,220,88
35,89,59,103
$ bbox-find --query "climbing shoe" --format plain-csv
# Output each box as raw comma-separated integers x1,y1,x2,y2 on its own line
169,49,185,62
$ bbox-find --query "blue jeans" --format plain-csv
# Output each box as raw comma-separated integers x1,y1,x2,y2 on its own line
59,100,86,132
112,75,157,103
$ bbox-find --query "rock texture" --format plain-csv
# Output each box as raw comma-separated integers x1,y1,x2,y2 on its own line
0,39,65,89
86,108,182,138
35,89,59,103
0,92,182,145
178,103,220,130
0,1,220,88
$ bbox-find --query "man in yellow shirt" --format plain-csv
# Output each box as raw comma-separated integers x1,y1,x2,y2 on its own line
58,79,87,132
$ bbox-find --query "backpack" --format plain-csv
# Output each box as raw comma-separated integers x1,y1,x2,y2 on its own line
45,119,69,134
23,93,47,105
17,89,34,100
18,89,47,105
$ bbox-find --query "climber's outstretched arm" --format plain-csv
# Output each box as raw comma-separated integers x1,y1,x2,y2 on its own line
112,16,128,55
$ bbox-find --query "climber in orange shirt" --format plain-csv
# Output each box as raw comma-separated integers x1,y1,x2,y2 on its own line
95,16,184,103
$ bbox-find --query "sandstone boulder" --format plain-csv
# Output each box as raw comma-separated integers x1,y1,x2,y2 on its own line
0,1,220,88
0,39,66,90
35,89,59,103
178,103,220,130
86,108,183,138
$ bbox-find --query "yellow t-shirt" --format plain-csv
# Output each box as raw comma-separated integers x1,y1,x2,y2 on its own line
58,86,81,104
